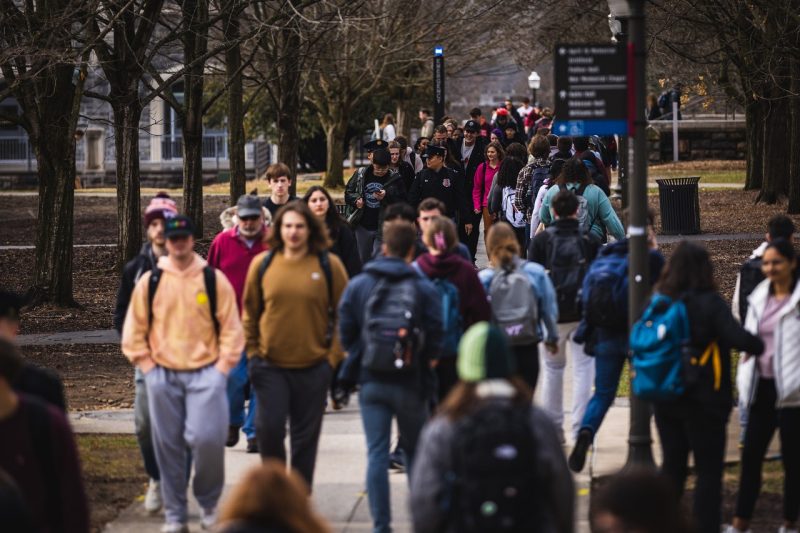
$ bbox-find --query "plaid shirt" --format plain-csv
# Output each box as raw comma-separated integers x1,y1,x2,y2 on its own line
514,157,549,223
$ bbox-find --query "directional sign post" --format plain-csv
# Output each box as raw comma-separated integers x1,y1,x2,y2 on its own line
554,43,628,136
433,46,445,125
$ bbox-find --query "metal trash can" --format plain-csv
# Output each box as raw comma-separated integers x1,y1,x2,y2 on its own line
656,177,701,235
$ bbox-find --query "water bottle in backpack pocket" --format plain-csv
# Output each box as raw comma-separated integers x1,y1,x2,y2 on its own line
447,403,540,532
629,293,690,401
488,263,539,345
361,276,423,373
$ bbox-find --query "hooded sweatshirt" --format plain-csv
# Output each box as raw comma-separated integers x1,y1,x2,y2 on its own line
121,253,244,374
414,252,490,329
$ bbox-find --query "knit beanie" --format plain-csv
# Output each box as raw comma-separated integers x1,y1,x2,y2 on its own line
457,322,517,383
144,192,178,226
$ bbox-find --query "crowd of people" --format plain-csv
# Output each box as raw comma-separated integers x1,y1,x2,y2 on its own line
0,101,799,533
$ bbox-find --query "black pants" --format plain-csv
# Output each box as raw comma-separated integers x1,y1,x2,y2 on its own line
735,378,800,523
458,212,481,263
513,343,539,392
248,358,332,488
654,406,726,533
436,357,459,404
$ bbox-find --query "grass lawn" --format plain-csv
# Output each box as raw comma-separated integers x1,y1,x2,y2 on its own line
77,433,147,533
648,160,745,184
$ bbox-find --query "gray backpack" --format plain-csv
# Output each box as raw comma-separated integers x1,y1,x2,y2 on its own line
488,261,540,345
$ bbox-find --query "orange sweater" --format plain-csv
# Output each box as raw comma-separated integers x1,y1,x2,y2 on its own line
122,254,244,373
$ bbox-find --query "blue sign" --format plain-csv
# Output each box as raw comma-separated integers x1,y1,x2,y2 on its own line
434,46,444,57
554,119,628,136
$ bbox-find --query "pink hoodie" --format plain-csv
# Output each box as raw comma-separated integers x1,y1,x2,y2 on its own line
472,161,500,211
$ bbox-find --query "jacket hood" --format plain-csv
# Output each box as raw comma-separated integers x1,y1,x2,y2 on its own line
750,241,768,260
416,252,468,278
157,253,207,277
219,205,273,230
363,256,416,280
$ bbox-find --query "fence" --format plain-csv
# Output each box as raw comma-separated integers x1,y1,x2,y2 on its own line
161,133,229,160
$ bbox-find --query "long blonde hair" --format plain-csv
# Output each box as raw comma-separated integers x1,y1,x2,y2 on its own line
218,460,330,532
486,222,520,269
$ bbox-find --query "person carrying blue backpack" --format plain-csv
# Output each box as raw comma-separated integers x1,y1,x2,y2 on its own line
568,209,664,473
630,242,764,533
414,216,490,402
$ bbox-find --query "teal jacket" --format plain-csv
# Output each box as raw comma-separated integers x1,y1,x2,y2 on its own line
539,182,625,241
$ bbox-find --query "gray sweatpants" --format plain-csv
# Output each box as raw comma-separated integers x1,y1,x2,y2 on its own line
145,364,229,524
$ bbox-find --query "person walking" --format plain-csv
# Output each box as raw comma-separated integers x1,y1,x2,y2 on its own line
208,194,270,454
472,141,503,251
304,185,362,278
379,113,396,141
728,239,800,533
408,145,471,233
419,109,434,139
388,140,416,194
416,198,472,261
242,201,349,488
414,216,490,401
646,241,763,533
514,136,552,236
456,119,489,261
0,339,90,533
344,148,406,264
338,221,444,533
113,192,178,513
529,190,600,442
409,322,574,533
122,214,245,532
263,163,297,217
478,222,559,391
539,157,625,242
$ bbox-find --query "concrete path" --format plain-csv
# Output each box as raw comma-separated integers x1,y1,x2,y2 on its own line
17,329,119,346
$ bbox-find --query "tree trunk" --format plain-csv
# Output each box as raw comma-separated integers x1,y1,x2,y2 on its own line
789,57,800,214
758,92,790,204
223,4,246,205
277,100,300,195
112,95,143,269
395,102,408,138
744,98,764,191
323,113,348,189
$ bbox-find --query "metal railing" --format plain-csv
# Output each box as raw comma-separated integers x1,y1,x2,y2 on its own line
0,136,30,161
162,133,229,160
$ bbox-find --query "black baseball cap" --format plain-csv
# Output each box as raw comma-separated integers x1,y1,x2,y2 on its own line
164,215,195,239
372,149,391,166
363,139,386,152
425,145,446,158
464,120,479,132
236,194,262,218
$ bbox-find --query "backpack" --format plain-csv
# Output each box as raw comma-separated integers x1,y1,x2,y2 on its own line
448,402,539,532
737,256,764,324
657,91,669,111
580,153,610,196
545,224,589,323
256,250,335,348
361,274,423,373
528,165,551,209
583,251,628,331
414,264,463,356
488,262,539,345
148,265,219,336
629,293,690,401
502,187,526,228
557,184,593,235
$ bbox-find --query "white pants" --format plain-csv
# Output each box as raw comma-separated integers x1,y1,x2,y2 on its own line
539,322,595,441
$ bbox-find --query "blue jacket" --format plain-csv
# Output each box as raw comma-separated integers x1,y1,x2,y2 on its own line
478,259,560,344
338,256,443,388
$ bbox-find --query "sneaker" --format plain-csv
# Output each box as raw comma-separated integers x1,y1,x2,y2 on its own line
226,425,240,447
161,523,188,533
246,438,259,454
722,525,751,533
201,508,217,530
144,479,162,514
568,429,593,473
389,448,405,472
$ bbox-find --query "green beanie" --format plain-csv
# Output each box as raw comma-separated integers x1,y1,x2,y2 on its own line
457,322,517,383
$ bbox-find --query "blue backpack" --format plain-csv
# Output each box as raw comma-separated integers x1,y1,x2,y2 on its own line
528,165,551,208
583,252,628,331
629,293,690,402
414,263,463,356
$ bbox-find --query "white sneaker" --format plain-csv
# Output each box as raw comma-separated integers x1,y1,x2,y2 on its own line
201,507,217,530
144,479,163,514
779,527,799,533
160,523,188,533
722,525,751,533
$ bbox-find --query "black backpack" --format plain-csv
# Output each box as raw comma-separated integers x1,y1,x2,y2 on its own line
148,265,219,336
448,402,539,532
545,225,589,323
737,256,765,324
528,165,551,209
361,273,423,373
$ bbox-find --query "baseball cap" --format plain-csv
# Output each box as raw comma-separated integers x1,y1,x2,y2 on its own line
424,145,446,158
363,139,386,152
496,108,509,117
372,149,391,166
164,215,195,239
464,120,479,132
236,194,262,218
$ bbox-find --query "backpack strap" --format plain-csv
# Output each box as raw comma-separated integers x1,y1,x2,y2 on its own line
147,267,163,331
203,266,220,337
255,251,275,323
318,250,335,348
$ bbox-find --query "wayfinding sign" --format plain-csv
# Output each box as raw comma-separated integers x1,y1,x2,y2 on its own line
554,43,628,136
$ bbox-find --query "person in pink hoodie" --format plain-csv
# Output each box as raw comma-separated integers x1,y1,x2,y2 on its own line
122,215,245,533
472,141,504,250
414,216,490,402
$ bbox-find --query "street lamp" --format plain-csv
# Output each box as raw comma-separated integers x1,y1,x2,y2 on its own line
528,71,541,105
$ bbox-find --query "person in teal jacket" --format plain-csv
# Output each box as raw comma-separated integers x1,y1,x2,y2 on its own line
539,157,624,241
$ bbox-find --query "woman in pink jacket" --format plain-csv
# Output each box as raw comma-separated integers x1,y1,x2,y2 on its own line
472,141,504,249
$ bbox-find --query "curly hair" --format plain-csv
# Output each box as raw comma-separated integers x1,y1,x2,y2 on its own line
268,200,331,254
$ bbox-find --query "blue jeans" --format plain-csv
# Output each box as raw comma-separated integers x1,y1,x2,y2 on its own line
359,381,429,533
227,352,256,439
580,331,628,436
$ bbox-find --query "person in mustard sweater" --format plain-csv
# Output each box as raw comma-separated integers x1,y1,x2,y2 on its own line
122,215,245,533
242,201,348,489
